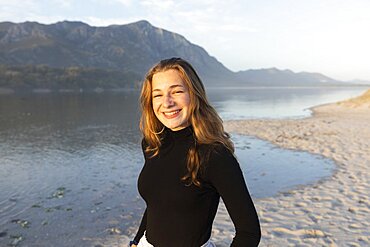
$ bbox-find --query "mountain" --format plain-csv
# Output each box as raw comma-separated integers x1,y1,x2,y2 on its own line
0,20,355,91
235,68,341,86
347,79,370,86
0,20,233,86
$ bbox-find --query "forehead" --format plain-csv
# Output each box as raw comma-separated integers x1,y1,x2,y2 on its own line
151,69,186,90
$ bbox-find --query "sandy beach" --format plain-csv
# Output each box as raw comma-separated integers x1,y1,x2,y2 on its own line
102,90,369,247
209,89,370,246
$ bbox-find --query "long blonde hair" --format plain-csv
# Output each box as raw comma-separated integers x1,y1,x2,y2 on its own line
139,57,234,187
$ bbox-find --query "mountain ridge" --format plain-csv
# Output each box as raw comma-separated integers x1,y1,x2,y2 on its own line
0,20,365,91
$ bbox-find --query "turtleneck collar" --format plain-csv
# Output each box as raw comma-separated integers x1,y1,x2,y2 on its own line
164,125,193,141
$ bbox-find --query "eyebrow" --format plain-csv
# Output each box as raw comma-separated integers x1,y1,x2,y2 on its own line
152,84,185,92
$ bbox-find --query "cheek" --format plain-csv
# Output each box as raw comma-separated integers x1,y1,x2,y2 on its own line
152,101,161,114
183,95,191,108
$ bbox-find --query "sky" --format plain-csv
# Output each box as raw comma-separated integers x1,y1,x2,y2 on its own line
1,0,370,81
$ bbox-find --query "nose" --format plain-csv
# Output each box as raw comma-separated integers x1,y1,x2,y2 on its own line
162,94,174,108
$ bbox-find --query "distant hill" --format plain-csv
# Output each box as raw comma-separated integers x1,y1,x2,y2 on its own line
235,68,341,86
347,79,370,85
0,20,359,91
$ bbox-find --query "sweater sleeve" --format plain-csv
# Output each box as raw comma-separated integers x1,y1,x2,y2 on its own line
133,138,148,243
206,146,261,246
133,208,147,243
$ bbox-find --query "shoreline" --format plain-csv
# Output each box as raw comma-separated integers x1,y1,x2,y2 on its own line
212,90,370,246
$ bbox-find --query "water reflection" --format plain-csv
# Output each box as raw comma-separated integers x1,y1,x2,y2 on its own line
207,87,366,119
232,134,334,198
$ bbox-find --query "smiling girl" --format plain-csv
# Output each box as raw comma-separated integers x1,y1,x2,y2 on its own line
129,58,261,247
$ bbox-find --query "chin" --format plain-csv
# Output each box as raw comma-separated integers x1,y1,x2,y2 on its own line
168,124,180,130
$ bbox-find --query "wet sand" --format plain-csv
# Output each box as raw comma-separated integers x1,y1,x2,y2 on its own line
211,89,370,246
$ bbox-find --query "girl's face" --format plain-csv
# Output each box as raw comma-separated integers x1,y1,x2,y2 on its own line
151,69,191,131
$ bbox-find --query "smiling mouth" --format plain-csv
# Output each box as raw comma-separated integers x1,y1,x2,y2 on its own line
163,109,181,118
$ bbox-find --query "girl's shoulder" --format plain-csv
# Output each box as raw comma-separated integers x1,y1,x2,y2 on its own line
201,143,242,185
200,143,237,173
200,142,234,159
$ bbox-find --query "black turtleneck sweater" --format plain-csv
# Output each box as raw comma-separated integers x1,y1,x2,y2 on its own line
134,126,261,247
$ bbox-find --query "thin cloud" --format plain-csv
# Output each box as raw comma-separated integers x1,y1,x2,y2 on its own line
110,0,132,6
52,0,73,8
140,0,175,10
84,16,140,26
0,0,39,22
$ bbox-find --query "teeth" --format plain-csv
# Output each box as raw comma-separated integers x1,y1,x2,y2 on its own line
164,110,180,116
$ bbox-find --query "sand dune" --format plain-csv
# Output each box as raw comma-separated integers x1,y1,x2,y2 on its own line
337,89,370,108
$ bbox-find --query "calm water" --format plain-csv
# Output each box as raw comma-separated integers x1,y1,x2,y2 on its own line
0,87,367,246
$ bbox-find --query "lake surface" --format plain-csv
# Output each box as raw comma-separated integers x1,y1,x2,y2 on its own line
0,87,367,246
